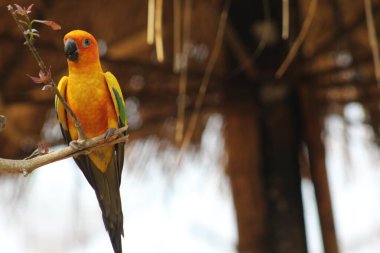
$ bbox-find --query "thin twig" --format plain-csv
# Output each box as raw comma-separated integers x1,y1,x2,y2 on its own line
282,0,289,40
147,0,156,45
176,68,188,143
7,4,85,140
365,0,380,83
275,0,318,79
173,0,182,72
155,0,164,62
225,23,258,79
178,0,231,157
228,0,270,78
0,126,128,174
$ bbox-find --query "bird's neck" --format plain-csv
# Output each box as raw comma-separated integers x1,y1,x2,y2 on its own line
67,60,103,76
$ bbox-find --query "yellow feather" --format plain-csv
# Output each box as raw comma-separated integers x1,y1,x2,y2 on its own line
55,76,68,131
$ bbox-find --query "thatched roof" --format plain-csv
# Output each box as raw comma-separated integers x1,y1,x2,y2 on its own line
2,0,380,252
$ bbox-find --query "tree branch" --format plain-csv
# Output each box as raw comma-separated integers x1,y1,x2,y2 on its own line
275,0,318,79
0,126,128,175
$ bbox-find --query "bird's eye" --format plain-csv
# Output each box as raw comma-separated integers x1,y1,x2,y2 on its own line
82,38,91,47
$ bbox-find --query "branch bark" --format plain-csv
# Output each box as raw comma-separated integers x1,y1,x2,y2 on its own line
0,126,128,175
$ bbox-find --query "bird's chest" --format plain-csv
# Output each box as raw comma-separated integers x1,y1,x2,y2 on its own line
66,75,110,137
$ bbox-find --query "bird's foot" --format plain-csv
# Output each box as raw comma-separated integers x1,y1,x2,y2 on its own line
104,128,117,141
69,139,86,150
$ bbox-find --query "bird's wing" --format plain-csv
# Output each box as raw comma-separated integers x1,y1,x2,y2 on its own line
104,71,127,127
105,71,127,186
55,76,72,144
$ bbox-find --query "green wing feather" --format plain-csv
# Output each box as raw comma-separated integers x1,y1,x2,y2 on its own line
104,71,127,187
104,71,127,127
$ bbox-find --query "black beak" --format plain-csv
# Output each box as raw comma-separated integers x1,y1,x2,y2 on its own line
64,38,79,62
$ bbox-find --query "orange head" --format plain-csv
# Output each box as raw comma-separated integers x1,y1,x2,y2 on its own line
63,30,102,74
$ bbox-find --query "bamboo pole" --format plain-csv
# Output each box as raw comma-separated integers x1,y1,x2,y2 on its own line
155,0,164,62
300,85,339,253
282,0,290,39
365,0,380,83
276,0,318,79
175,0,192,143
173,0,182,72
147,0,156,45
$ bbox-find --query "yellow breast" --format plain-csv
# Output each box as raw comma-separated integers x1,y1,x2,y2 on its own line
66,72,115,138
66,72,118,172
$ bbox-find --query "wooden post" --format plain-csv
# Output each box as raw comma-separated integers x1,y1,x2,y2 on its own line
258,84,308,253
224,85,308,253
300,85,339,253
224,94,268,253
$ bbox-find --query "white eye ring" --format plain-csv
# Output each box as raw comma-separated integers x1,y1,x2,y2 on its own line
82,38,91,47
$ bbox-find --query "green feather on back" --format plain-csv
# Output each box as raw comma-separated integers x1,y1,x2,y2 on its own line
112,87,127,126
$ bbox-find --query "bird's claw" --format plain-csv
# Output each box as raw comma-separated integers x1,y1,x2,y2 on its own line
69,139,85,150
104,128,117,140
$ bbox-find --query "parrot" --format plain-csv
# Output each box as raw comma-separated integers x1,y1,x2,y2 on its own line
55,30,127,253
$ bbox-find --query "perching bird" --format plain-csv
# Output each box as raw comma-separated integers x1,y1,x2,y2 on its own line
55,30,127,253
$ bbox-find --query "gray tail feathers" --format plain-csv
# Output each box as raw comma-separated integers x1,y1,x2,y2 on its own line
91,158,124,253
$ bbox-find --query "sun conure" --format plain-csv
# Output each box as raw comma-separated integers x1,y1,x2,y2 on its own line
55,30,127,253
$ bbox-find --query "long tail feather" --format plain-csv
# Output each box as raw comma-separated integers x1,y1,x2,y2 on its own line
74,155,124,253
92,157,124,253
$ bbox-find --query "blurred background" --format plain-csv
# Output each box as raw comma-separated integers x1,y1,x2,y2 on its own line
1,0,380,252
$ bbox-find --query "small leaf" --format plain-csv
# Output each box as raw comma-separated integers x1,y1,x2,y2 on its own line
44,144,49,154
27,74,43,83
18,20,28,26
24,28,40,35
24,143,49,159
25,149,38,160
30,32,40,37
14,4,26,15
14,4,23,12
37,144,43,155
37,143,49,155
27,68,52,84
39,68,52,82
33,19,61,30
26,4,34,14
